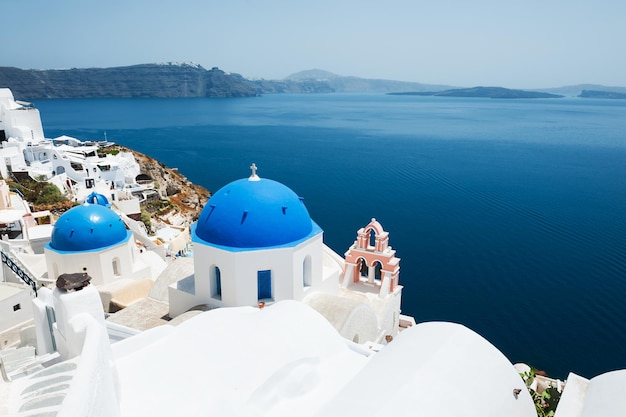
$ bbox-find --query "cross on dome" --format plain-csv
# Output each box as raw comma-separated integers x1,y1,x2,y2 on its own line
249,162,260,181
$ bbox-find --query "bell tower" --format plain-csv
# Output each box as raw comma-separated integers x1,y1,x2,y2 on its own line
342,218,400,297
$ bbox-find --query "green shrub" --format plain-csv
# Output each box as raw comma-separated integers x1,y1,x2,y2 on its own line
9,178,67,206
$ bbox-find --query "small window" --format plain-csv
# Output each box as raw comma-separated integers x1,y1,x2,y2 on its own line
303,256,312,287
112,258,121,276
13,303,21,312
213,266,222,298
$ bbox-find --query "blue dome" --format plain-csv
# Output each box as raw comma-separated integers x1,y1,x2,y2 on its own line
194,178,318,249
85,191,110,207
48,204,130,252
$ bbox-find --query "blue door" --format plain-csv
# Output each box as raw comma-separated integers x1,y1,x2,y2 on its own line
257,270,272,300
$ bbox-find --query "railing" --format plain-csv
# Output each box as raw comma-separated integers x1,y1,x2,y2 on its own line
0,250,38,296
9,187,25,199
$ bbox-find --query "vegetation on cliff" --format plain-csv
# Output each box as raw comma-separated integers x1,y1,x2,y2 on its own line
125,147,210,228
6,177,74,213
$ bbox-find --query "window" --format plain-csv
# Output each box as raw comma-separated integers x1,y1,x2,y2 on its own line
374,261,383,281
303,256,312,287
257,270,272,300
359,258,368,276
369,228,377,247
112,258,121,276
13,303,21,312
212,266,222,299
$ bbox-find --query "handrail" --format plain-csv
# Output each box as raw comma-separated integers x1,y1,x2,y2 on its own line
8,187,25,199
0,250,38,296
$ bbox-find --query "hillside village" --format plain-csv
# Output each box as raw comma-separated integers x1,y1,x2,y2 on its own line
1,87,624,417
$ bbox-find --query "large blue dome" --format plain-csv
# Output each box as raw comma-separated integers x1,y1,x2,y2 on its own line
194,177,319,249
47,204,130,252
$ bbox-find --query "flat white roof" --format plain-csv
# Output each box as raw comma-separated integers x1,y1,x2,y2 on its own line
0,282,30,300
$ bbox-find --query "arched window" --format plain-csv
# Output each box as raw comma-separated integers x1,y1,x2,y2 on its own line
374,261,383,281
211,266,222,299
303,256,312,287
369,228,377,248
359,258,368,276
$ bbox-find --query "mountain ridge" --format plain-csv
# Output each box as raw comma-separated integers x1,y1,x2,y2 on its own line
1,64,624,99
0,64,257,99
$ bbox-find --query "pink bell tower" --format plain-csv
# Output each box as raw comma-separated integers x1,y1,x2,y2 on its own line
342,218,400,297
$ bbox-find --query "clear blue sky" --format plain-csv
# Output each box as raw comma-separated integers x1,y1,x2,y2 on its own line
4,0,625,88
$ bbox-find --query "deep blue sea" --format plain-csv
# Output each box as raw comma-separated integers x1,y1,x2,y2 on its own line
36,94,626,379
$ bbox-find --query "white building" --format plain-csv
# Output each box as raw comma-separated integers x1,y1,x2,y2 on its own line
44,203,166,311
0,88,46,179
0,88,143,210
169,165,403,343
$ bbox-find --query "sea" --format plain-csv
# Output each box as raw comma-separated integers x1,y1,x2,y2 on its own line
36,93,626,379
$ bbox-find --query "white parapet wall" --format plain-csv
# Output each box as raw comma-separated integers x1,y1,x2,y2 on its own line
56,313,121,417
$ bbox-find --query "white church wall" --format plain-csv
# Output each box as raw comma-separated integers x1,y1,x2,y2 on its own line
45,240,151,287
291,235,324,300
45,249,106,285
192,235,324,309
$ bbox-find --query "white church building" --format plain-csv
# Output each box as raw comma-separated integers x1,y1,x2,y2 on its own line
168,164,405,344
43,201,166,312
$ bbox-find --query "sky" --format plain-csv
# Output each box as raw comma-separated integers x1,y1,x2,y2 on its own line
4,0,626,89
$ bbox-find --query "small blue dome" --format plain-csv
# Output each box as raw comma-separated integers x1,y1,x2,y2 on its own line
194,178,317,248
48,204,130,252
85,191,110,207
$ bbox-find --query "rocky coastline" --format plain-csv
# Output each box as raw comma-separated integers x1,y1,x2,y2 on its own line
127,147,210,231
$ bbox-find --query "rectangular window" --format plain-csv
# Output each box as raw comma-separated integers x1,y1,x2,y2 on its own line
257,270,272,300
112,259,121,276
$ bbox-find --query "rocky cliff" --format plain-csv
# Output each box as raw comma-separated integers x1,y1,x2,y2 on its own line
0,63,257,99
127,147,210,228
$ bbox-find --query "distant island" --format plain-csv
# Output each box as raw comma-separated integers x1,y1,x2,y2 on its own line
388,87,563,99
578,89,626,99
1,63,624,100
0,64,454,99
